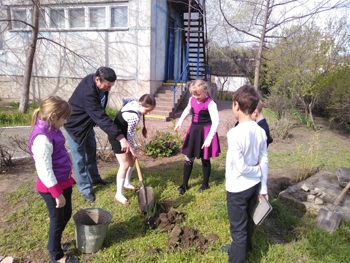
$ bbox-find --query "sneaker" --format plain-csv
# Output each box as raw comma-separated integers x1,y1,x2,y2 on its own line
221,243,231,253
197,185,210,193
82,193,95,203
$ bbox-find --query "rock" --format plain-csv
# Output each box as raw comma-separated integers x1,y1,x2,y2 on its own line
287,186,295,194
1,257,19,263
307,195,316,202
336,167,350,188
315,198,324,205
301,183,309,192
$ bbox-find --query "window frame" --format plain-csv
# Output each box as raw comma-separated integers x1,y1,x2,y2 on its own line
10,3,129,32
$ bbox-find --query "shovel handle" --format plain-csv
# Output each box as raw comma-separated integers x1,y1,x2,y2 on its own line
334,181,350,206
135,158,144,183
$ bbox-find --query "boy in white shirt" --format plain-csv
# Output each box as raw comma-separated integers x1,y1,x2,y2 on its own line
224,85,268,263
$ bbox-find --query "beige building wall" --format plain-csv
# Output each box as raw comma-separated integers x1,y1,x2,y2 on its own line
0,0,169,109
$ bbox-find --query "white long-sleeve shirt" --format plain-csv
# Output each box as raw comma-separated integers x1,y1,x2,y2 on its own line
121,100,142,152
32,135,58,188
225,121,268,194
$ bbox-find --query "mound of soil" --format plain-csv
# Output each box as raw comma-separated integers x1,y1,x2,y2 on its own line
144,202,219,254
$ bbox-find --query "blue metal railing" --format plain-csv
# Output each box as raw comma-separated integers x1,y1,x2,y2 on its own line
170,60,212,111
170,63,189,111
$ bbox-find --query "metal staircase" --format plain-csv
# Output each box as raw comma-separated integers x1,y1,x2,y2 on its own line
148,0,211,121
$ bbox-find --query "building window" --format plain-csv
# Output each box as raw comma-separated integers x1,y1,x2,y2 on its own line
30,9,47,28
89,7,105,28
11,4,128,31
111,6,128,28
50,9,65,28
13,9,30,29
0,26,3,49
69,8,85,28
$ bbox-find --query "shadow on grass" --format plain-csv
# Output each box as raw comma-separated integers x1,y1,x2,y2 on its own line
134,156,226,196
248,196,307,262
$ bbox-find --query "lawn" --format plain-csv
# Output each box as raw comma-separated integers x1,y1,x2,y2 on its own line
1,104,350,262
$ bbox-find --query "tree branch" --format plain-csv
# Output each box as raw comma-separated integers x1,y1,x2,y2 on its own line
36,37,95,67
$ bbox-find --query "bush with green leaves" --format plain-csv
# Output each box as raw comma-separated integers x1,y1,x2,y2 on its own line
105,107,119,119
144,130,183,158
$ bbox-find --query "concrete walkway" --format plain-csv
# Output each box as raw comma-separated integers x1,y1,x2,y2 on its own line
0,100,235,160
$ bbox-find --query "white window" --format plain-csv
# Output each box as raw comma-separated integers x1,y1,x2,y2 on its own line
0,26,3,49
49,9,65,28
69,8,85,28
89,7,106,28
11,4,128,31
30,9,47,28
111,6,128,28
12,9,30,29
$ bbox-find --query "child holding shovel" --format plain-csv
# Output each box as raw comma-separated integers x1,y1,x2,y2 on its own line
108,94,156,205
28,96,79,263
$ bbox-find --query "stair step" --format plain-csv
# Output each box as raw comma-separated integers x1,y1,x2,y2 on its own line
145,115,168,121
188,41,204,44
155,105,175,111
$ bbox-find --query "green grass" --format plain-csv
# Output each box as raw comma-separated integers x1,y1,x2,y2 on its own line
2,145,350,262
0,102,37,127
2,105,350,262
0,101,118,127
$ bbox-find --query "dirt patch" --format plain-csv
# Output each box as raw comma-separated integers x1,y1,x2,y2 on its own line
144,201,219,254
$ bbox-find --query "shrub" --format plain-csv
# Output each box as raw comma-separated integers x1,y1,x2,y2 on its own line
144,130,182,158
105,108,119,119
269,117,293,140
295,132,320,181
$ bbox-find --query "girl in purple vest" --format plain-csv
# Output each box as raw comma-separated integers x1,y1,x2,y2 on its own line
28,96,79,263
174,80,221,194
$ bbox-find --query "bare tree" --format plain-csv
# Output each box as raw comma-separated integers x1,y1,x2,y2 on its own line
19,0,39,113
0,1,98,113
217,0,349,89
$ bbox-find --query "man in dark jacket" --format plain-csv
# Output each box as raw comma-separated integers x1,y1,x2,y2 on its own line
65,67,133,202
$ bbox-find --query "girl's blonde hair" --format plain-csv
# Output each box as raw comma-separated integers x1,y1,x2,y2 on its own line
30,95,72,131
189,79,211,97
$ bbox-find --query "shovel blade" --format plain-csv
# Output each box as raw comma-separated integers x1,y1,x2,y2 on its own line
137,187,154,212
315,207,342,233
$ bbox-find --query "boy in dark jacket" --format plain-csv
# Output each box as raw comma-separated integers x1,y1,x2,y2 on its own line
254,100,273,148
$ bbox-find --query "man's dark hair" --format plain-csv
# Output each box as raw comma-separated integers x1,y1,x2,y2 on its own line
95,67,117,82
233,84,260,114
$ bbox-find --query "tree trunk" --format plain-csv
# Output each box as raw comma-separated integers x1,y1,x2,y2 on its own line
253,0,270,90
19,0,40,113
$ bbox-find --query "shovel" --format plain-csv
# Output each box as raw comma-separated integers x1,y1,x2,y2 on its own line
135,158,155,212
315,180,350,233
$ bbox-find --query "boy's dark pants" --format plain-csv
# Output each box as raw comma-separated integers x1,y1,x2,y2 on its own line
227,182,261,263
40,187,72,262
